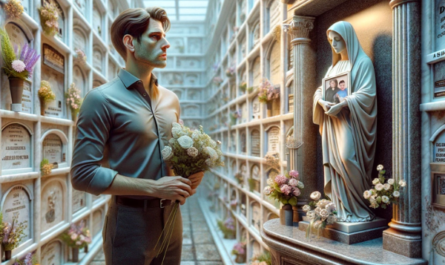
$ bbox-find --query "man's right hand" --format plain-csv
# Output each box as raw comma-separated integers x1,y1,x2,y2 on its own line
153,176,193,205
318,99,334,112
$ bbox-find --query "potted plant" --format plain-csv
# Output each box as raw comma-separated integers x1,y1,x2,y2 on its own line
74,48,87,63
239,81,247,93
12,251,38,265
2,217,27,261
234,172,243,186
38,0,59,36
226,66,236,78
217,217,236,239
251,251,272,265
40,158,54,176
258,78,280,117
264,170,304,226
231,241,246,263
4,0,24,20
0,30,40,112
38,81,56,116
302,191,337,238
61,221,91,262
248,178,256,192
230,110,241,125
65,83,83,122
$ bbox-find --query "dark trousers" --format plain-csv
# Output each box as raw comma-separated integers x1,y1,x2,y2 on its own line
102,196,183,265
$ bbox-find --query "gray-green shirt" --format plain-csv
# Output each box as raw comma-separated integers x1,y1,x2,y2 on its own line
71,69,180,196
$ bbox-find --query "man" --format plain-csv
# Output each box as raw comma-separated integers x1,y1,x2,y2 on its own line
334,80,348,103
70,7,204,265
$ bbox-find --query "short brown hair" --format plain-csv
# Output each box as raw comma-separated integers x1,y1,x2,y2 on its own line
111,7,171,61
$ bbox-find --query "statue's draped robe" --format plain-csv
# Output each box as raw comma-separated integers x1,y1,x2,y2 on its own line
313,22,377,222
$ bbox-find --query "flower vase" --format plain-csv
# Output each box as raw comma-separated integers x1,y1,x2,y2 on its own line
280,204,293,226
267,101,273,117
292,206,300,226
9,77,24,112
71,112,78,123
84,244,89,253
272,97,280,116
72,247,79,262
40,99,46,116
4,250,11,261
235,254,246,263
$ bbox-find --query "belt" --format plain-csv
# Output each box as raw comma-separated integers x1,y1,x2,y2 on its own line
116,196,171,210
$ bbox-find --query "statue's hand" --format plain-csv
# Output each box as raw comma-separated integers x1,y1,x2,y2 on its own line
325,101,347,118
318,99,335,112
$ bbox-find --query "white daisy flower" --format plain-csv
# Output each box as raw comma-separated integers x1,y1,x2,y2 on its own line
363,190,371,199
383,183,391,191
377,164,384,171
302,205,311,212
382,196,389,204
204,146,218,160
399,180,406,187
310,191,322,201
263,186,272,196
306,211,315,220
375,183,384,191
372,178,380,185
288,178,299,187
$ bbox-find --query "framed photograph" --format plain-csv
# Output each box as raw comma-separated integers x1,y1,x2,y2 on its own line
322,72,351,103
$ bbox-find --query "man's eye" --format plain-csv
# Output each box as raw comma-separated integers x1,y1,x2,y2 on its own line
151,35,161,41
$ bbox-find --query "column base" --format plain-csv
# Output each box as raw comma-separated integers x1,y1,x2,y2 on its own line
383,228,422,258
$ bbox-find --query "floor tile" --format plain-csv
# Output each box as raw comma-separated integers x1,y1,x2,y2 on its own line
194,244,222,261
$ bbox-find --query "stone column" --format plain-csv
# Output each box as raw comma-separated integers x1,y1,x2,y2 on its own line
284,16,317,207
382,0,422,258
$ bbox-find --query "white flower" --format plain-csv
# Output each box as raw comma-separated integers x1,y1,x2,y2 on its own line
267,178,274,186
320,209,329,220
172,127,183,138
288,178,299,187
161,146,173,160
178,135,194,149
263,186,272,196
399,180,406,187
205,146,218,160
205,158,214,167
372,178,380,185
375,183,384,191
383,183,391,191
169,138,177,145
393,191,400,198
363,190,371,199
187,147,199,157
172,122,182,128
209,140,217,148
191,131,201,140
317,199,330,208
297,181,304,189
377,164,384,171
327,215,337,224
382,196,389,204
302,205,311,212
217,140,222,145
387,178,394,185
310,191,322,201
325,202,336,213
306,211,315,220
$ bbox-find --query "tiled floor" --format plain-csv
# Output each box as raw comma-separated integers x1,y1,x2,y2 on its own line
89,196,223,265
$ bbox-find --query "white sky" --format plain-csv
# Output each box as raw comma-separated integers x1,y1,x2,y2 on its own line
143,0,209,21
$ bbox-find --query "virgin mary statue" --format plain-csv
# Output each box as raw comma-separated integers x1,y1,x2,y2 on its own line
313,21,377,222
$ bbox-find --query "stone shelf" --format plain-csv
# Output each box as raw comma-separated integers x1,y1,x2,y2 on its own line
262,219,427,265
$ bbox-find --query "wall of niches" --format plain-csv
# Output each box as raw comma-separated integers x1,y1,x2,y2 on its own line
201,0,292,262
153,22,206,129
0,0,138,263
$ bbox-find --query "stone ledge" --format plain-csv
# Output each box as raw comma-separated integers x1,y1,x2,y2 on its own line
261,219,427,265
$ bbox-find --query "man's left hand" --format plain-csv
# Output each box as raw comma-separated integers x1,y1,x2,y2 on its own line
189,171,205,190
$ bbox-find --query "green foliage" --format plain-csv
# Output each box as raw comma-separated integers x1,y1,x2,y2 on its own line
251,251,272,265
248,178,256,192
0,28,29,80
2,218,28,251
40,158,49,168
217,220,235,238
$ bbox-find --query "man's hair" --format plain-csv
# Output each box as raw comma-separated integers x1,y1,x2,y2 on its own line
111,7,171,60
339,80,345,84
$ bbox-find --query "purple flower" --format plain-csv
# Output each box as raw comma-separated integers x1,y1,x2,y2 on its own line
280,184,292,195
289,170,299,179
292,187,301,196
274,175,287,185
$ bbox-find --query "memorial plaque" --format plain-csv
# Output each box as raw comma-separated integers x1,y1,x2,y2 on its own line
2,186,31,242
186,74,198,85
434,61,445,98
252,57,261,87
252,24,260,48
73,28,87,52
41,181,64,232
72,189,86,213
42,44,65,118
43,134,64,168
251,165,260,192
188,38,202,53
2,124,31,170
269,1,281,31
93,6,102,35
92,209,103,237
41,241,62,265
93,48,103,72
75,0,86,14
240,132,246,153
251,202,261,231
241,103,248,123
240,37,246,58
251,129,261,156
252,96,261,120
436,0,445,51
434,130,445,163
73,66,86,97
188,90,200,100
230,131,236,152
267,127,280,153
270,43,281,85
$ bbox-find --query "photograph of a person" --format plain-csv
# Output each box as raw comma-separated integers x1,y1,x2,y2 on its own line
322,72,351,104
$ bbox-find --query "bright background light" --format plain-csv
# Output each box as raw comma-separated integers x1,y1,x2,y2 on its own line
143,0,209,21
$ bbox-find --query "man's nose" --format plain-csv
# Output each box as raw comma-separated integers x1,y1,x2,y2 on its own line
162,40,170,51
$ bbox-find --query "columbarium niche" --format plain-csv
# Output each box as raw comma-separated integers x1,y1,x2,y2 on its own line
250,201,261,232
73,65,87,97
92,208,105,238
250,164,260,194
41,131,67,169
41,240,64,265
250,128,261,157
93,4,103,36
41,178,66,233
1,123,32,173
93,45,105,75
239,131,247,154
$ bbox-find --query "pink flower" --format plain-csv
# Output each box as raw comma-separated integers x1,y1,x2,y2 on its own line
288,178,299,187
71,233,78,240
280,184,292,195
289,170,299,179
179,119,184,125
274,175,287,185
292,187,301,196
12,60,26,72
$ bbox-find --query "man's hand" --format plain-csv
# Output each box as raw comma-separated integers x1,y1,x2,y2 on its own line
318,99,335,112
154,176,192,205
188,171,205,190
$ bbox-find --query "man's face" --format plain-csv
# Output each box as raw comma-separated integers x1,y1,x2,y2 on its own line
132,18,170,68
339,83,346,90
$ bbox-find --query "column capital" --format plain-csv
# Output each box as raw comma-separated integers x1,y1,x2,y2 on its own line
389,0,418,9
284,15,315,45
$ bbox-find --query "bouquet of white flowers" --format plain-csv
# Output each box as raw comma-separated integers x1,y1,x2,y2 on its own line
155,122,224,264
302,191,337,238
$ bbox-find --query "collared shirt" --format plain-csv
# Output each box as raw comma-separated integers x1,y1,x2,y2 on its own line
71,69,180,196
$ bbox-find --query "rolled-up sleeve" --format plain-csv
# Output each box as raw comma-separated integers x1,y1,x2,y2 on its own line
70,89,118,195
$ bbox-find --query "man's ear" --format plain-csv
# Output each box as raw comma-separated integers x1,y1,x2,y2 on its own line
123,34,135,53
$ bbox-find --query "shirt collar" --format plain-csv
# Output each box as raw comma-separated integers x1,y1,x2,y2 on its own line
118,68,158,89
